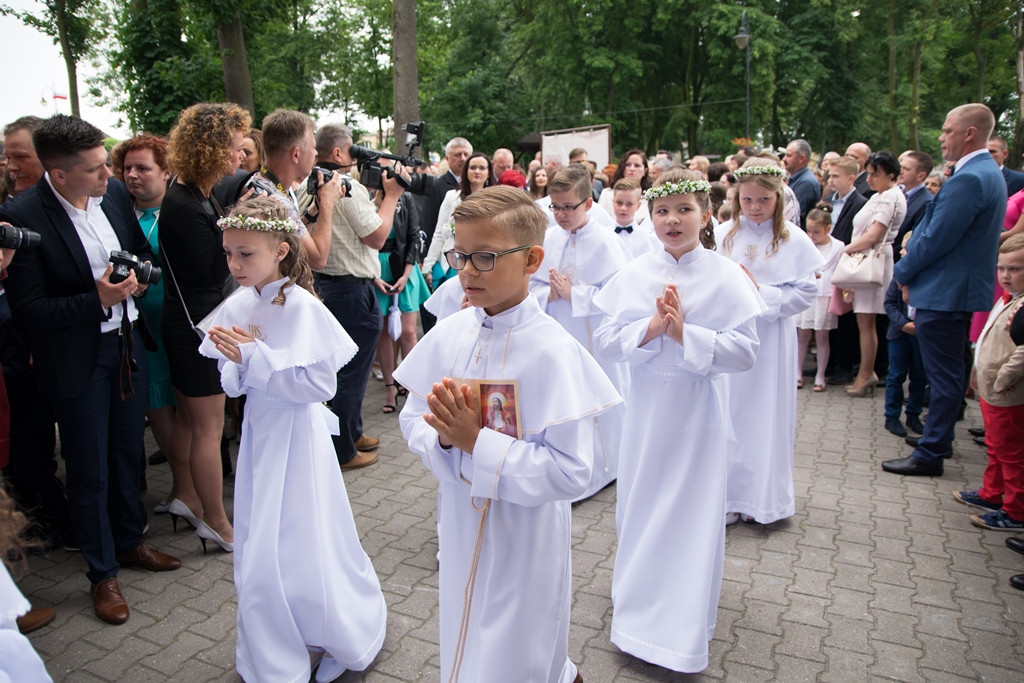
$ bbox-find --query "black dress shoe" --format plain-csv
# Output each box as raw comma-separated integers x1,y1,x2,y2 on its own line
881,456,943,476
906,416,924,434
1006,537,1024,556
1011,574,1024,591
885,418,907,437
968,427,986,437
974,436,988,447
905,435,919,448
827,370,855,386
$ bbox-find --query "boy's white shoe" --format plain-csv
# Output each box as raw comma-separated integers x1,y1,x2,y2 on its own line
725,512,740,526
315,654,346,683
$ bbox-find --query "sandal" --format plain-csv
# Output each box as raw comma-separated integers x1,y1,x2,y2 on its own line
395,383,408,397
382,383,398,414
812,383,826,392
797,379,804,389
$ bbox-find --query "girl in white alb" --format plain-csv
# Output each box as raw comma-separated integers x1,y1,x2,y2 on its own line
714,159,823,525
796,203,845,391
594,170,763,673
199,198,386,683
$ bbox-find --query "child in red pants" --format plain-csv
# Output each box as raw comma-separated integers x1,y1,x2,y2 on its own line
956,234,1024,530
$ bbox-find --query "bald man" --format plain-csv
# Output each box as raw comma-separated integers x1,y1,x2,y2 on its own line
845,142,872,197
883,104,1006,480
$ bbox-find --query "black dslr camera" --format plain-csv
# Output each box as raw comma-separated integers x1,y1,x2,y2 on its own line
306,167,352,198
349,121,435,195
0,224,41,250
109,250,162,285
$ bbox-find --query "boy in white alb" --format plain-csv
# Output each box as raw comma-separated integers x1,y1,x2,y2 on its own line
594,169,763,672
395,186,621,683
610,177,660,260
529,165,629,500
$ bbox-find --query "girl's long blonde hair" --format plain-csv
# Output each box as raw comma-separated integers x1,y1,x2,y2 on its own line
227,197,317,305
722,157,789,258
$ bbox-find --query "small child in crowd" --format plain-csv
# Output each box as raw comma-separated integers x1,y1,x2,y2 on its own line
796,203,844,391
395,186,621,683
882,231,927,437
610,178,659,260
955,234,1024,531
530,164,629,500
715,158,822,526
594,168,763,673
200,197,386,683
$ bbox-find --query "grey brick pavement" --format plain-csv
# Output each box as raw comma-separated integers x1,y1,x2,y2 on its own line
14,377,1024,682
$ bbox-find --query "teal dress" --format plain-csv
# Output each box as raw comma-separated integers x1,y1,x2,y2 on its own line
375,230,431,315
137,208,175,409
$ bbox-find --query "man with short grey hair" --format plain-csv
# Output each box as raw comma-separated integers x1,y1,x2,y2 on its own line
492,147,514,183
308,122,408,470
422,136,472,251
783,138,819,227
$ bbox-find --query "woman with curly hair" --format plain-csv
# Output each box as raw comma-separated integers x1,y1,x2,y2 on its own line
598,148,652,224
159,102,250,552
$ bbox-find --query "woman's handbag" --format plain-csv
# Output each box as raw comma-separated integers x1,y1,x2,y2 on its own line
831,244,886,288
387,294,402,341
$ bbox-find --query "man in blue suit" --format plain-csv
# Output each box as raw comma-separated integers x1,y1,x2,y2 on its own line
883,104,1007,476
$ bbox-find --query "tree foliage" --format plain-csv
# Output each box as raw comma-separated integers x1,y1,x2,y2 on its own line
90,0,1023,166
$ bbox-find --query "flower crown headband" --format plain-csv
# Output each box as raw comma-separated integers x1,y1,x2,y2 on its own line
217,215,301,234
643,179,712,201
733,165,785,178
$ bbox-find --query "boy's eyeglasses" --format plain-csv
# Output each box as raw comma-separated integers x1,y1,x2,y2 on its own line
444,246,532,272
549,199,587,213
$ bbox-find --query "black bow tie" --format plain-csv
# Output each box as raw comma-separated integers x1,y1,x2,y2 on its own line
615,225,633,234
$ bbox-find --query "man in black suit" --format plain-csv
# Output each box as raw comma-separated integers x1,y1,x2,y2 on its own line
894,151,934,262
422,136,472,251
987,136,1024,197
0,115,180,625
823,155,868,384
419,136,471,332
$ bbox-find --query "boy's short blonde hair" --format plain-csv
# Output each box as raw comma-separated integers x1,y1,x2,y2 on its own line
828,156,859,177
612,178,641,193
453,185,547,246
999,233,1024,255
547,164,592,202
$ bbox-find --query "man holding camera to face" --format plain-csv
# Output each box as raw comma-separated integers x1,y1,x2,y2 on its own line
306,123,409,471
0,115,181,625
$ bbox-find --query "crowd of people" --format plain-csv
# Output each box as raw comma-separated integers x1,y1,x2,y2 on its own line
0,100,1021,682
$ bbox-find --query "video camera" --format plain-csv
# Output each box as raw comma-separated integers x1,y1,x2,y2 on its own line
349,121,434,195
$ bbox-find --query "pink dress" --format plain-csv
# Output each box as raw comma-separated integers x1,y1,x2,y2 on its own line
970,189,1023,341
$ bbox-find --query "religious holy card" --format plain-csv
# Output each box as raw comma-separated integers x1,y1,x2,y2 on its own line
453,379,523,439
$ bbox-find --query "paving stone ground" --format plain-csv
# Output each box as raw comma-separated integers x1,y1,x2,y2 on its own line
15,371,1024,682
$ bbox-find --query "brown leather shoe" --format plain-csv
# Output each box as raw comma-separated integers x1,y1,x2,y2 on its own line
115,541,182,572
17,607,56,634
340,450,378,471
574,671,583,683
91,578,129,624
354,434,380,450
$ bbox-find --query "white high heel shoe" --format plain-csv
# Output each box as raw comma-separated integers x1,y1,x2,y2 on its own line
168,498,201,532
196,520,233,554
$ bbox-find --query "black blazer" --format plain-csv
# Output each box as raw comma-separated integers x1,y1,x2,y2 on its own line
1003,167,1024,197
0,177,154,399
422,171,459,249
826,190,868,245
382,194,422,281
893,186,932,263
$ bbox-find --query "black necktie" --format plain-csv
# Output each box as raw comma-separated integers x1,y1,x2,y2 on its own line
615,225,633,234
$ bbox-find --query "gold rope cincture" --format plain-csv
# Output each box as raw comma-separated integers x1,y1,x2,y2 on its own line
447,322,511,683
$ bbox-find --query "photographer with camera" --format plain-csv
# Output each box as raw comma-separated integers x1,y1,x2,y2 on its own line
0,114,181,625
307,123,409,470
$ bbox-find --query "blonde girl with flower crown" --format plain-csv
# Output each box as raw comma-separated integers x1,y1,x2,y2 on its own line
199,197,386,683
714,158,823,526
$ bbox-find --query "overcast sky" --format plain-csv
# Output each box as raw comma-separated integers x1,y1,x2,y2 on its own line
1,0,130,139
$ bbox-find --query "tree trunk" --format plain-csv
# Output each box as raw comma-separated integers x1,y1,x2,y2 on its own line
54,0,80,116
887,0,899,150
216,15,255,117
1013,3,1024,169
392,0,420,156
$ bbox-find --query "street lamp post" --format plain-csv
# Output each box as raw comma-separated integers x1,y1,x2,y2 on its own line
734,11,751,140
